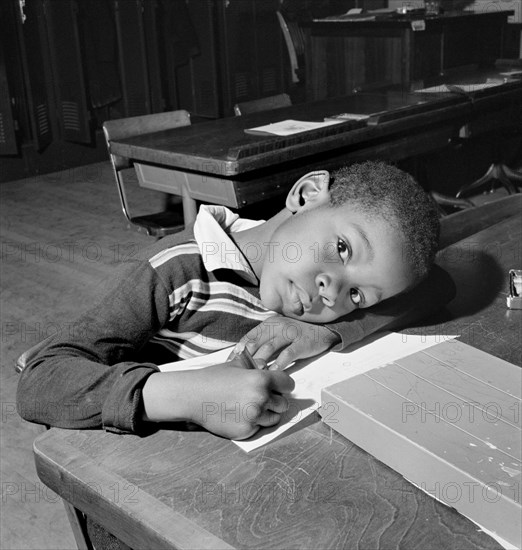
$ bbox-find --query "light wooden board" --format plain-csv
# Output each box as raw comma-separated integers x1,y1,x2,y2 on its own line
320,340,521,548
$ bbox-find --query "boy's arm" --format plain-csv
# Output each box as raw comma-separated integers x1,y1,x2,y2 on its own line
16,260,169,433
242,264,455,368
141,362,295,440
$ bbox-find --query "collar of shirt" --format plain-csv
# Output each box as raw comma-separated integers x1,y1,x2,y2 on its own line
193,205,265,285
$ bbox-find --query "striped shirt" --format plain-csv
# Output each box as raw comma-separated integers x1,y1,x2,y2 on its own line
147,205,277,359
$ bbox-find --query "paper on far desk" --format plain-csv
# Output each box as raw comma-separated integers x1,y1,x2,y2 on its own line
159,332,456,452
313,14,377,21
312,8,394,22
416,81,504,94
244,119,344,137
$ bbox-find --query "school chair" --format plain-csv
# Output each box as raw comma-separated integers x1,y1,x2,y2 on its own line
454,58,522,199
276,10,307,102
454,163,521,199
233,93,292,116
430,184,518,217
429,191,474,216
16,339,132,550
276,11,306,85
102,110,192,238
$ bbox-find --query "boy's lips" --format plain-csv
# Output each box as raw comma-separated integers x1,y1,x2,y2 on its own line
288,281,311,315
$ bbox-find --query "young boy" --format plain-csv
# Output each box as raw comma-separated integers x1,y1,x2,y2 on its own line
17,161,452,441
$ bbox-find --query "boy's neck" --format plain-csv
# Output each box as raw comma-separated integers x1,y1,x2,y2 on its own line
232,208,291,279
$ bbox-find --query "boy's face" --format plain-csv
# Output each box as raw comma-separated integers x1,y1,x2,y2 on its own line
258,202,414,323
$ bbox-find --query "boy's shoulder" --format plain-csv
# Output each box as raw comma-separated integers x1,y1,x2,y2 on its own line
136,224,198,263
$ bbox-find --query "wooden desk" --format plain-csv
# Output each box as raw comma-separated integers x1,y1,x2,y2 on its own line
33,208,521,550
109,76,520,220
111,90,471,215
305,10,514,100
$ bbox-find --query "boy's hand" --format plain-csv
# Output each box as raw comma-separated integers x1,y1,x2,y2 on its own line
238,315,340,370
142,359,295,440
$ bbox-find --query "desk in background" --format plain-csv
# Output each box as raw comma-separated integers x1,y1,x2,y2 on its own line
109,75,521,222
304,10,514,100
33,202,521,550
111,89,469,218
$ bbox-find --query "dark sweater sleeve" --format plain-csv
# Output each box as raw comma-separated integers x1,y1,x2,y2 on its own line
16,259,171,434
325,264,456,350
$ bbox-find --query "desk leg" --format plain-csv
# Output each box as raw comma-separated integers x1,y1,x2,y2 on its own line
62,501,93,550
181,184,198,225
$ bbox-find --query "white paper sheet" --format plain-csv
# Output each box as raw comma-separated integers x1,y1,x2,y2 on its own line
416,82,504,93
244,119,344,136
159,332,457,452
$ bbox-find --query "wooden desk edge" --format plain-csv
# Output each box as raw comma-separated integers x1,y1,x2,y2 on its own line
33,431,234,550
438,194,522,250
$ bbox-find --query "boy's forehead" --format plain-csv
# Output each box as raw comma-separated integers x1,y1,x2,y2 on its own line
326,202,374,226
328,205,406,254
332,202,396,229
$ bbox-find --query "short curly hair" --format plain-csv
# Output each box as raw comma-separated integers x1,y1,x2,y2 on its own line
328,161,439,282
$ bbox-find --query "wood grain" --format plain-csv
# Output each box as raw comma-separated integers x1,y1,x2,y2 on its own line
33,419,505,550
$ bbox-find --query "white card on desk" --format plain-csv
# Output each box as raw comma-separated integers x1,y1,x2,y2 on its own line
324,112,371,122
244,119,343,137
159,332,457,452
417,81,504,93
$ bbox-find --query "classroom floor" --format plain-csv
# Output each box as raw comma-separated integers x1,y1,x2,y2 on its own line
0,162,158,549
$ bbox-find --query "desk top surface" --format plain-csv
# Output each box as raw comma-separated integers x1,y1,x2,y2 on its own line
308,9,514,29
110,78,521,177
33,207,521,550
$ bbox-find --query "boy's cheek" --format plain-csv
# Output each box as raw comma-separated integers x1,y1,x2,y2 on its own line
259,286,282,313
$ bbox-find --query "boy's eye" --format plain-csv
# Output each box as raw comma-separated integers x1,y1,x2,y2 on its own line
350,288,362,306
337,238,351,263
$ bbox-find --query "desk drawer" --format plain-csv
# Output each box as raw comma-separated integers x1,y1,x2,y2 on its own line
136,163,239,208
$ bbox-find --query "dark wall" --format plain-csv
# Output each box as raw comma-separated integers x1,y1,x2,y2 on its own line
1,0,291,180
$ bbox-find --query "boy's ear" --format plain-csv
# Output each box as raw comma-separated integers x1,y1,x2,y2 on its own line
286,170,330,213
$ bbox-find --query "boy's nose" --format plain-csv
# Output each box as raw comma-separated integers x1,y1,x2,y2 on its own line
315,274,340,307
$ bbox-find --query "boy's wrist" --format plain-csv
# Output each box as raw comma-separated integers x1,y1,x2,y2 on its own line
141,371,196,424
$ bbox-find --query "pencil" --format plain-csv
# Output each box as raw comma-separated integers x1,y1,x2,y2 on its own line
230,343,260,370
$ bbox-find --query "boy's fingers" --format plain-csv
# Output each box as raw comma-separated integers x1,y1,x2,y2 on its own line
237,331,265,353
269,345,297,371
235,336,275,360
269,371,295,394
255,358,268,370
237,320,284,355
225,348,267,370
267,393,289,414
252,340,279,362
256,410,282,427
